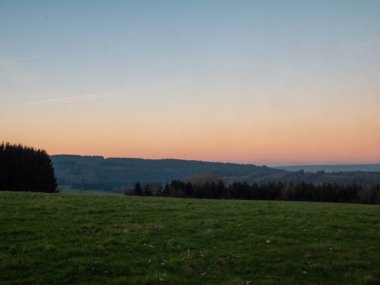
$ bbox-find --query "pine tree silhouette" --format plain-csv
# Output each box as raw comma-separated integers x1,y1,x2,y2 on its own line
0,143,57,193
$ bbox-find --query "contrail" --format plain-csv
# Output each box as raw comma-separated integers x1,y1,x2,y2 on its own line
0,51,62,65
0,92,124,112
340,35,380,49
340,41,380,48
25,92,122,106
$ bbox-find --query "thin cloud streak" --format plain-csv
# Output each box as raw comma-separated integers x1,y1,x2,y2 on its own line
340,35,380,48
0,92,124,113
0,51,63,65
25,92,122,106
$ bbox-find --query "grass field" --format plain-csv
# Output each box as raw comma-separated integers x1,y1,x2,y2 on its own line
1,192,380,285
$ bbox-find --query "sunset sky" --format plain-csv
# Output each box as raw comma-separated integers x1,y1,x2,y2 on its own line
1,0,379,165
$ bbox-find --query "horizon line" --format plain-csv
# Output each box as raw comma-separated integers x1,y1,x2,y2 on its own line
50,153,380,167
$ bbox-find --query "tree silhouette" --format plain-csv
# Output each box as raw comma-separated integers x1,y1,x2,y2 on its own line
134,182,142,196
128,178,380,205
0,142,57,193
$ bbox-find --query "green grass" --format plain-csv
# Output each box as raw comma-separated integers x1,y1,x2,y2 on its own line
58,185,120,195
1,192,380,285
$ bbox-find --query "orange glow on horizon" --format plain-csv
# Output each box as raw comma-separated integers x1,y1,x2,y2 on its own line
1,81,379,166
5,114,378,166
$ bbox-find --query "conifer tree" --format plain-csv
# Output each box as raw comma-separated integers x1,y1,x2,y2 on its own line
0,143,57,192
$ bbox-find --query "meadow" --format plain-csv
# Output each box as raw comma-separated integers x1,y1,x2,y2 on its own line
1,191,380,285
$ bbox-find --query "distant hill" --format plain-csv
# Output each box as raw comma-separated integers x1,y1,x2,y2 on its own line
51,155,283,192
51,155,380,192
275,164,380,173
239,169,380,186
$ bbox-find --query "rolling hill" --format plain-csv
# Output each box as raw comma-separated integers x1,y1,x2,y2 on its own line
276,164,380,172
51,155,283,192
51,155,380,193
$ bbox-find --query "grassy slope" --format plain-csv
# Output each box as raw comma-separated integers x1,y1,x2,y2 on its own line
1,192,380,285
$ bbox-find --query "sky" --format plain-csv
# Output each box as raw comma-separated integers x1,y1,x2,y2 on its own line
0,0,379,165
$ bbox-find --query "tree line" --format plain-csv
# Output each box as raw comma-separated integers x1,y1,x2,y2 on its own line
130,180,380,204
0,143,57,193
